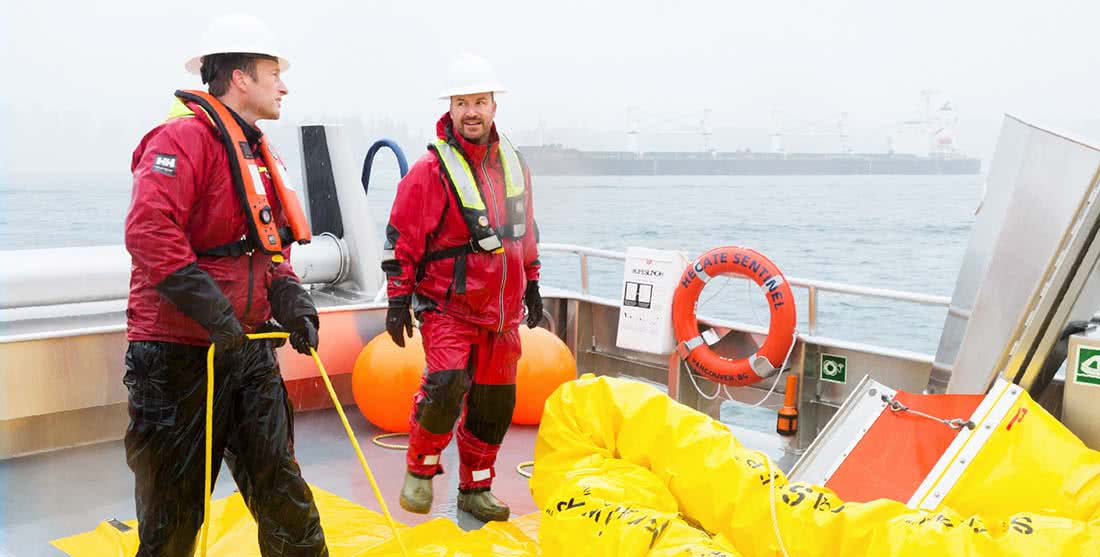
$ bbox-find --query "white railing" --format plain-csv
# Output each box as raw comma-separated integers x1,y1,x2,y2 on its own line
539,242,951,336
0,233,349,310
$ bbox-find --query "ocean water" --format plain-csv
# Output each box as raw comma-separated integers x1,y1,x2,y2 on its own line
373,173,983,355
1,171,982,355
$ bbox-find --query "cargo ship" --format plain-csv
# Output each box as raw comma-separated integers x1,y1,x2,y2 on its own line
516,145,982,176
519,91,982,176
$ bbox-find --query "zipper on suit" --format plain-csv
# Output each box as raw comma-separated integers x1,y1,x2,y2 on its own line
481,153,507,333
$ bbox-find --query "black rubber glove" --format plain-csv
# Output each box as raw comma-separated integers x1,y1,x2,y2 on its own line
524,280,543,329
156,262,245,351
268,277,318,332
289,316,319,356
386,295,414,347
209,312,246,352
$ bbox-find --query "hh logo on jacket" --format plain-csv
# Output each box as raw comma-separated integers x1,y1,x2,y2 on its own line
153,153,177,177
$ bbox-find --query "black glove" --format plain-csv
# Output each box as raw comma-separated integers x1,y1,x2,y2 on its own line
289,316,319,355
210,312,246,352
269,277,320,354
386,295,414,347
524,280,543,329
156,262,245,351
268,277,318,332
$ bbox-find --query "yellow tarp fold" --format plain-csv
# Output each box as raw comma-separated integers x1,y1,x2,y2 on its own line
51,486,540,557
940,389,1100,523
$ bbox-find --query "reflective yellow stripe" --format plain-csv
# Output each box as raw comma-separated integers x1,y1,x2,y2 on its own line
497,134,526,198
165,96,217,128
433,139,487,211
165,97,195,121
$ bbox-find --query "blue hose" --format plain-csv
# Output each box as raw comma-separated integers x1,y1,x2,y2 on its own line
361,139,409,197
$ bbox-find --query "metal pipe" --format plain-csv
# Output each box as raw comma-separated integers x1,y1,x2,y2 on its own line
947,304,972,319
579,254,590,295
0,246,133,309
807,285,819,336
540,243,627,261
1,299,387,344
0,237,347,310
538,244,950,307
789,278,950,307
290,233,347,286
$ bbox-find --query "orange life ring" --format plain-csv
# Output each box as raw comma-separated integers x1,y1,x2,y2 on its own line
671,246,797,386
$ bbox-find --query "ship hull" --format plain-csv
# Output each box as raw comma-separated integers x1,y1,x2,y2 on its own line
518,148,982,176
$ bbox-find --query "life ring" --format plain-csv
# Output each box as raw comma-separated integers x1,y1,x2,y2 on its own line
671,246,797,386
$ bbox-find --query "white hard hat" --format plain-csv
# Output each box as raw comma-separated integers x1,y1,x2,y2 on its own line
438,53,505,100
185,14,289,75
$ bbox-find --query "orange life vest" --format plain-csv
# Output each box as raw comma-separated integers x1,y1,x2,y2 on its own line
174,89,310,257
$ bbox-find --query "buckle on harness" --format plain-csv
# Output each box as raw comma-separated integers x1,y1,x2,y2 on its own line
477,235,503,253
197,235,252,258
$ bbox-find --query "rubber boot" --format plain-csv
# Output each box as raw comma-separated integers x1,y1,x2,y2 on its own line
457,490,510,522
399,471,433,514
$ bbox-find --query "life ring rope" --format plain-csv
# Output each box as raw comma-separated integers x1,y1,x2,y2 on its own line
679,329,800,404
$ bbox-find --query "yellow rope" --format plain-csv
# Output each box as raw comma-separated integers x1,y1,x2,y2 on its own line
201,333,409,557
307,344,410,556
202,343,216,557
372,432,410,450
516,460,534,479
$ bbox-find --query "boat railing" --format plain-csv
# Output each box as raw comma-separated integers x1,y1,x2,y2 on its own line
539,242,951,337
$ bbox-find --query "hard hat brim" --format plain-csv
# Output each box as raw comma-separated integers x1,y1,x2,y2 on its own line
185,53,291,75
437,87,507,100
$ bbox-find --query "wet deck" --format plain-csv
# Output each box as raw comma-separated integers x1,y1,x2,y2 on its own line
0,405,539,557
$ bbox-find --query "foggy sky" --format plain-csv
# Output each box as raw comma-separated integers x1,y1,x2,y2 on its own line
2,0,1099,177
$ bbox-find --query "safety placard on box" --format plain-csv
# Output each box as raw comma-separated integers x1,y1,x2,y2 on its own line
616,247,688,355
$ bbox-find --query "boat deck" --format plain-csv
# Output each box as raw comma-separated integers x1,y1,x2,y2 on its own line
0,405,540,557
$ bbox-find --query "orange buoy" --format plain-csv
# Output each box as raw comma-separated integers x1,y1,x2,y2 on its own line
513,325,577,425
351,329,425,433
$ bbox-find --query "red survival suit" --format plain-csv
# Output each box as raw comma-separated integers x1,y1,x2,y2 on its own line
383,113,539,491
126,96,308,345
123,92,326,556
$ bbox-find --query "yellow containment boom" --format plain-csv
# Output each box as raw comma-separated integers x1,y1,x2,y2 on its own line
532,374,1100,557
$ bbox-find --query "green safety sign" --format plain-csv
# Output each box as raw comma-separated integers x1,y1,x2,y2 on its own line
1075,347,1100,386
820,353,847,384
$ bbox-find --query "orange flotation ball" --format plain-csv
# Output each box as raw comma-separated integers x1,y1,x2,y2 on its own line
351,329,425,433
513,325,577,425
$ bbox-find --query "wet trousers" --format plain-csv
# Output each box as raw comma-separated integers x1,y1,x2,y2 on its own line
123,340,327,557
406,311,520,491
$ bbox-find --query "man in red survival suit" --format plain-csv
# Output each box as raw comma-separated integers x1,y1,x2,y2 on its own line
382,53,542,522
123,14,327,556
